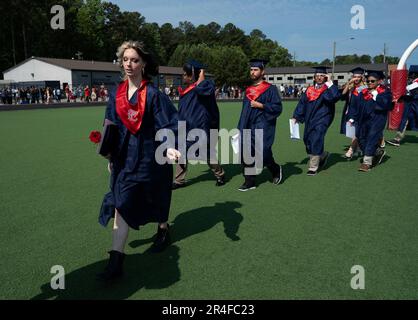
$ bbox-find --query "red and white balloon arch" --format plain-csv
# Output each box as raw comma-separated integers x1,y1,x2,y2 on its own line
389,39,418,130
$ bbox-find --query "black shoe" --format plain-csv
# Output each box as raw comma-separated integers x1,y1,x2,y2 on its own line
386,139,400,147
319,152,330,169
172,182,186,190
96,250,125,281
151,225,171,253
272,165,282,185
307,170,317,176
215,178,226,186
238,183,256,192
372,149,386,166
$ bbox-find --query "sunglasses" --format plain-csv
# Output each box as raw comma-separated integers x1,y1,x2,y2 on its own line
366,80,377,84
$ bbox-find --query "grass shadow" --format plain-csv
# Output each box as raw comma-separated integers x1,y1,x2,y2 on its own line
256,162,304,185
281,162,304,183
31,245,181,300
402,135,418,145
323,153,350,170
130,201,244,250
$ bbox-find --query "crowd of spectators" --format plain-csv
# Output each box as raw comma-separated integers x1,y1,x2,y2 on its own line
0,84,109,105
3,81,358,105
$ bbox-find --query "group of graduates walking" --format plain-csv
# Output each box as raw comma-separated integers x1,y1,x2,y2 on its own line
95,40,418,281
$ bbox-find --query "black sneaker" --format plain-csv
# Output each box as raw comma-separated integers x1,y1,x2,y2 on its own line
172,182,186,190
307,170,317,176
386,139,400,147
238,183,256,192
215,178,226,186
319,152,330,169
151,225,171,253
373,149,386,166
272,165,282,185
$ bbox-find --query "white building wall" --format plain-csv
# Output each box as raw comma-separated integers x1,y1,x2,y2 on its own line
3,58,71,85
266,72,352,86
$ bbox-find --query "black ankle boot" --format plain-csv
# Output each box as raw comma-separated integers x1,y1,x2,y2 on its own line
97,250,125,281
151,225,171,253
268,163,282,185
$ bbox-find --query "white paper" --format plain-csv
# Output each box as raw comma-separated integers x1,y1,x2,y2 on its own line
345,123,356,139
289,119,300,140
231,133,240,154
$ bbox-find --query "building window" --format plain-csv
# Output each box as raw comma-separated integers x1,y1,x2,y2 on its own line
338,76,344,80
269,77,274,81
307,76,313,80
287,77,294,80
277,77,283,81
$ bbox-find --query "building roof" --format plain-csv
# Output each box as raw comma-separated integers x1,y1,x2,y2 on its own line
3,57,186,75
159,66,183,75
38,57,121,72
265,63,388,74
3,56,120,73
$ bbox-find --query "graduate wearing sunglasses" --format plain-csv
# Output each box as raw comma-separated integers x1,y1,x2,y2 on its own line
356,70,393,172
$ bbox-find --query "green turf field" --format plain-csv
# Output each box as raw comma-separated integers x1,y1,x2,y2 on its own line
1,101,418,300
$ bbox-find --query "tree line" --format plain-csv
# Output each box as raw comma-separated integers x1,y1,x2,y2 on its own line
0,0,399,86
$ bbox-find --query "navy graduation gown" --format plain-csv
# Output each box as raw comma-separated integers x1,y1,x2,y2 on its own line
178,80,220,156
356,88,393,156
237,84,282,167
293,84,341,155
99,84,178,230
399,94,418,132
339,86,364,134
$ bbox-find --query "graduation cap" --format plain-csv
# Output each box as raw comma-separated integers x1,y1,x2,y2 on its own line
184,59,208,81
186,59,207,71
409,65,418,74
366,70,385,79
350,67,365,75
250,58,269,69
312,66,330,74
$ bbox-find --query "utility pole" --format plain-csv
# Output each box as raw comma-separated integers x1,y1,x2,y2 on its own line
383,43,387,64
11,16,16,65
332,41,336,80
293,51,296,67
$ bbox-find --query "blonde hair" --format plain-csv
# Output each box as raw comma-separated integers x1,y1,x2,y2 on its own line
116,40,158,80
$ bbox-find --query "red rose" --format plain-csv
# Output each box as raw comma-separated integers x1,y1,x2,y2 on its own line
89,130,101,144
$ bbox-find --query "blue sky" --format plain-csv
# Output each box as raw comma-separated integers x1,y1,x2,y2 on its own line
113,0,418,65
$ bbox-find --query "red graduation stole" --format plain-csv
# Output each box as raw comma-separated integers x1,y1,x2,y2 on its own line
306,85,328,102
245,81,271,101
352,85,362,97
178,83,197,97
361,85,386,101
116,79,148,135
